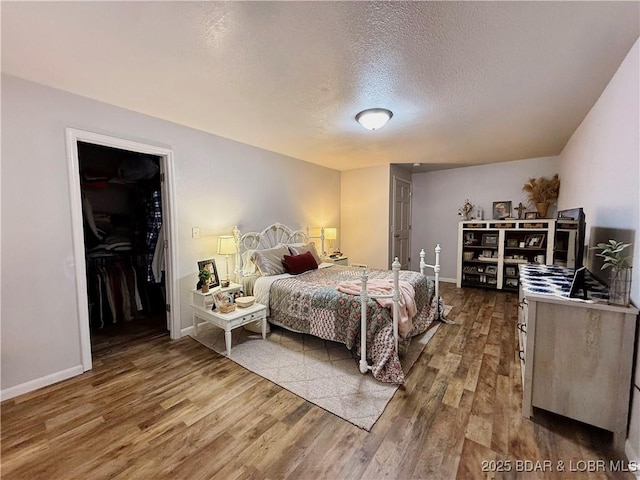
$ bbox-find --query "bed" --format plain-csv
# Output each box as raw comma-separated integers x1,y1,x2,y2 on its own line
233,223,444,384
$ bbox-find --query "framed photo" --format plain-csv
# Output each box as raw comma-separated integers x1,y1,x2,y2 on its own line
506,278,519,288
485,265,497,275
525,234,545,248
197,259,220,289
492,201,512,220
464,232,478,245
505,266,516,277
482,233,499,246
524,211,538,219
506,238,519,248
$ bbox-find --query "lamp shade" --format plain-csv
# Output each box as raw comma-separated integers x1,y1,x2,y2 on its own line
355,108,393,130
324,228,337,240
217,235,236,255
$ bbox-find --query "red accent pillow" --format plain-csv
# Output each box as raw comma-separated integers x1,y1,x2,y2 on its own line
282,251,318,275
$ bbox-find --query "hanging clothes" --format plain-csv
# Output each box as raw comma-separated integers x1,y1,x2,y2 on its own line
145,190,163,283
152,223,165,283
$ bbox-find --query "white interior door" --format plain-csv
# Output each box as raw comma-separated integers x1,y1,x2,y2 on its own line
392,176,411,269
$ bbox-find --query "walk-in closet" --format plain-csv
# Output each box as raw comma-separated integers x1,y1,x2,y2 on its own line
78,141,168,355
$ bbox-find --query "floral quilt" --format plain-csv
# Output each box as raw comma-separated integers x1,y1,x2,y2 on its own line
266,265,442,383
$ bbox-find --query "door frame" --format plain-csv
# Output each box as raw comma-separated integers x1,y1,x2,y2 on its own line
65,128,179,371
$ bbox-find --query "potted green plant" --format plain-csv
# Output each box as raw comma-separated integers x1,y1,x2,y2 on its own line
595,239,632,306
522,174,560,218
198,268,212,293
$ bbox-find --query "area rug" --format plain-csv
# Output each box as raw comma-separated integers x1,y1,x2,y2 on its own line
192,309,449,430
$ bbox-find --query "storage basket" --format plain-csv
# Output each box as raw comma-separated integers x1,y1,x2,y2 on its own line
217,303,236,314
463,252,474,261
236,296,255,308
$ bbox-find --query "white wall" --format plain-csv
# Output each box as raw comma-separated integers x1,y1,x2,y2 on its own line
557,39,640,462
1,74,340,393
411,156,559,279
341,165,390,269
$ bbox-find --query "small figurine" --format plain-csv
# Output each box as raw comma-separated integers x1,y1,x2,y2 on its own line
515,202,526,220
458,199,474,221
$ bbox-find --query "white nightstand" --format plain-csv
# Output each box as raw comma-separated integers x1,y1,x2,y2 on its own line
192,282,243,309
325,255,348,266
192,300,267,356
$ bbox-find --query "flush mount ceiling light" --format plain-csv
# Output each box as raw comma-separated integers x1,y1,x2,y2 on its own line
355,108,393,131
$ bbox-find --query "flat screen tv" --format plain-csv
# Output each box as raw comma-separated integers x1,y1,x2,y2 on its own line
556,207,586,269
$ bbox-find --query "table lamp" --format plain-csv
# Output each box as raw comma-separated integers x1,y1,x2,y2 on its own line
324,227,337,256
217,235,236,287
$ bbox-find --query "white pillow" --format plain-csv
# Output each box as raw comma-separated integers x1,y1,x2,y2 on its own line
288,242,322,264
251,245,290,276
241,249,258,276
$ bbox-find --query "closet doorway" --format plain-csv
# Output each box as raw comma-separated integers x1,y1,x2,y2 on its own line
66,129,178,371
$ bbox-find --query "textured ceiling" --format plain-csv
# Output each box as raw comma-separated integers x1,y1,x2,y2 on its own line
2,2,639,172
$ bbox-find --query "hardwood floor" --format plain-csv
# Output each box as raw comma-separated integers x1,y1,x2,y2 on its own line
90,312,168,357
1,284,633,479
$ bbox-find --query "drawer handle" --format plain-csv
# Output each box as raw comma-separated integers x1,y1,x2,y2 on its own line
518,298,528,309
517,323,527,334
518,350,525,362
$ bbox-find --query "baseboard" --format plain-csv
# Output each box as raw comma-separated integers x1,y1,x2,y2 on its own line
0,365,84,402
439,277,457,284
181,325,197,338
625,440,640,477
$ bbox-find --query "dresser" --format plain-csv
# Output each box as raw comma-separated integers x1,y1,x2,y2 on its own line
517,264,638,452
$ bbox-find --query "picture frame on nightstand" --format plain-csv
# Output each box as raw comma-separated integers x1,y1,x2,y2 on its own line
197,259,220,289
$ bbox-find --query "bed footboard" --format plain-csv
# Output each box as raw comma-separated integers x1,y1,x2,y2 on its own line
358,244,441,375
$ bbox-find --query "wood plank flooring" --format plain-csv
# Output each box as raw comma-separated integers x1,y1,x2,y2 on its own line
1,284,633,479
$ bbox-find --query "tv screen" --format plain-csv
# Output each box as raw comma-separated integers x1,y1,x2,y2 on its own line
556,208,586,269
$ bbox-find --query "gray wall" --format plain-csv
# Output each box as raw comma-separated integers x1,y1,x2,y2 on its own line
1,74,340,392
411,156,559,279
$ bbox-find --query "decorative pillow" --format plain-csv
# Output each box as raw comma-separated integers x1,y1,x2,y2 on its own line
251,245,290,276
241,249,258,276
282,251,318,275
288,242,322,264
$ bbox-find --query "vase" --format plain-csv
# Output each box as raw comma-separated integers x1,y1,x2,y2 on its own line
535,202,550,218
201,283,209,294
608,268,631,306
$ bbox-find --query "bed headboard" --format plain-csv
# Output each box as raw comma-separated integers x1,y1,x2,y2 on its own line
234,223,308,252
233,223,319,281
233,223,324,281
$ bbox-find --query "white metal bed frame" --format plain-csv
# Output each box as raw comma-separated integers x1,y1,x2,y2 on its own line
232,223,441,376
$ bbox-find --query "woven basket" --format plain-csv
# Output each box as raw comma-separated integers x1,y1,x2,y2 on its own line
463,252,474,261
217,303,236,314
236,296,255,308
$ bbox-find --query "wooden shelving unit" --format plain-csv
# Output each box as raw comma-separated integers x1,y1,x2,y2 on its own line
457,219,556,290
